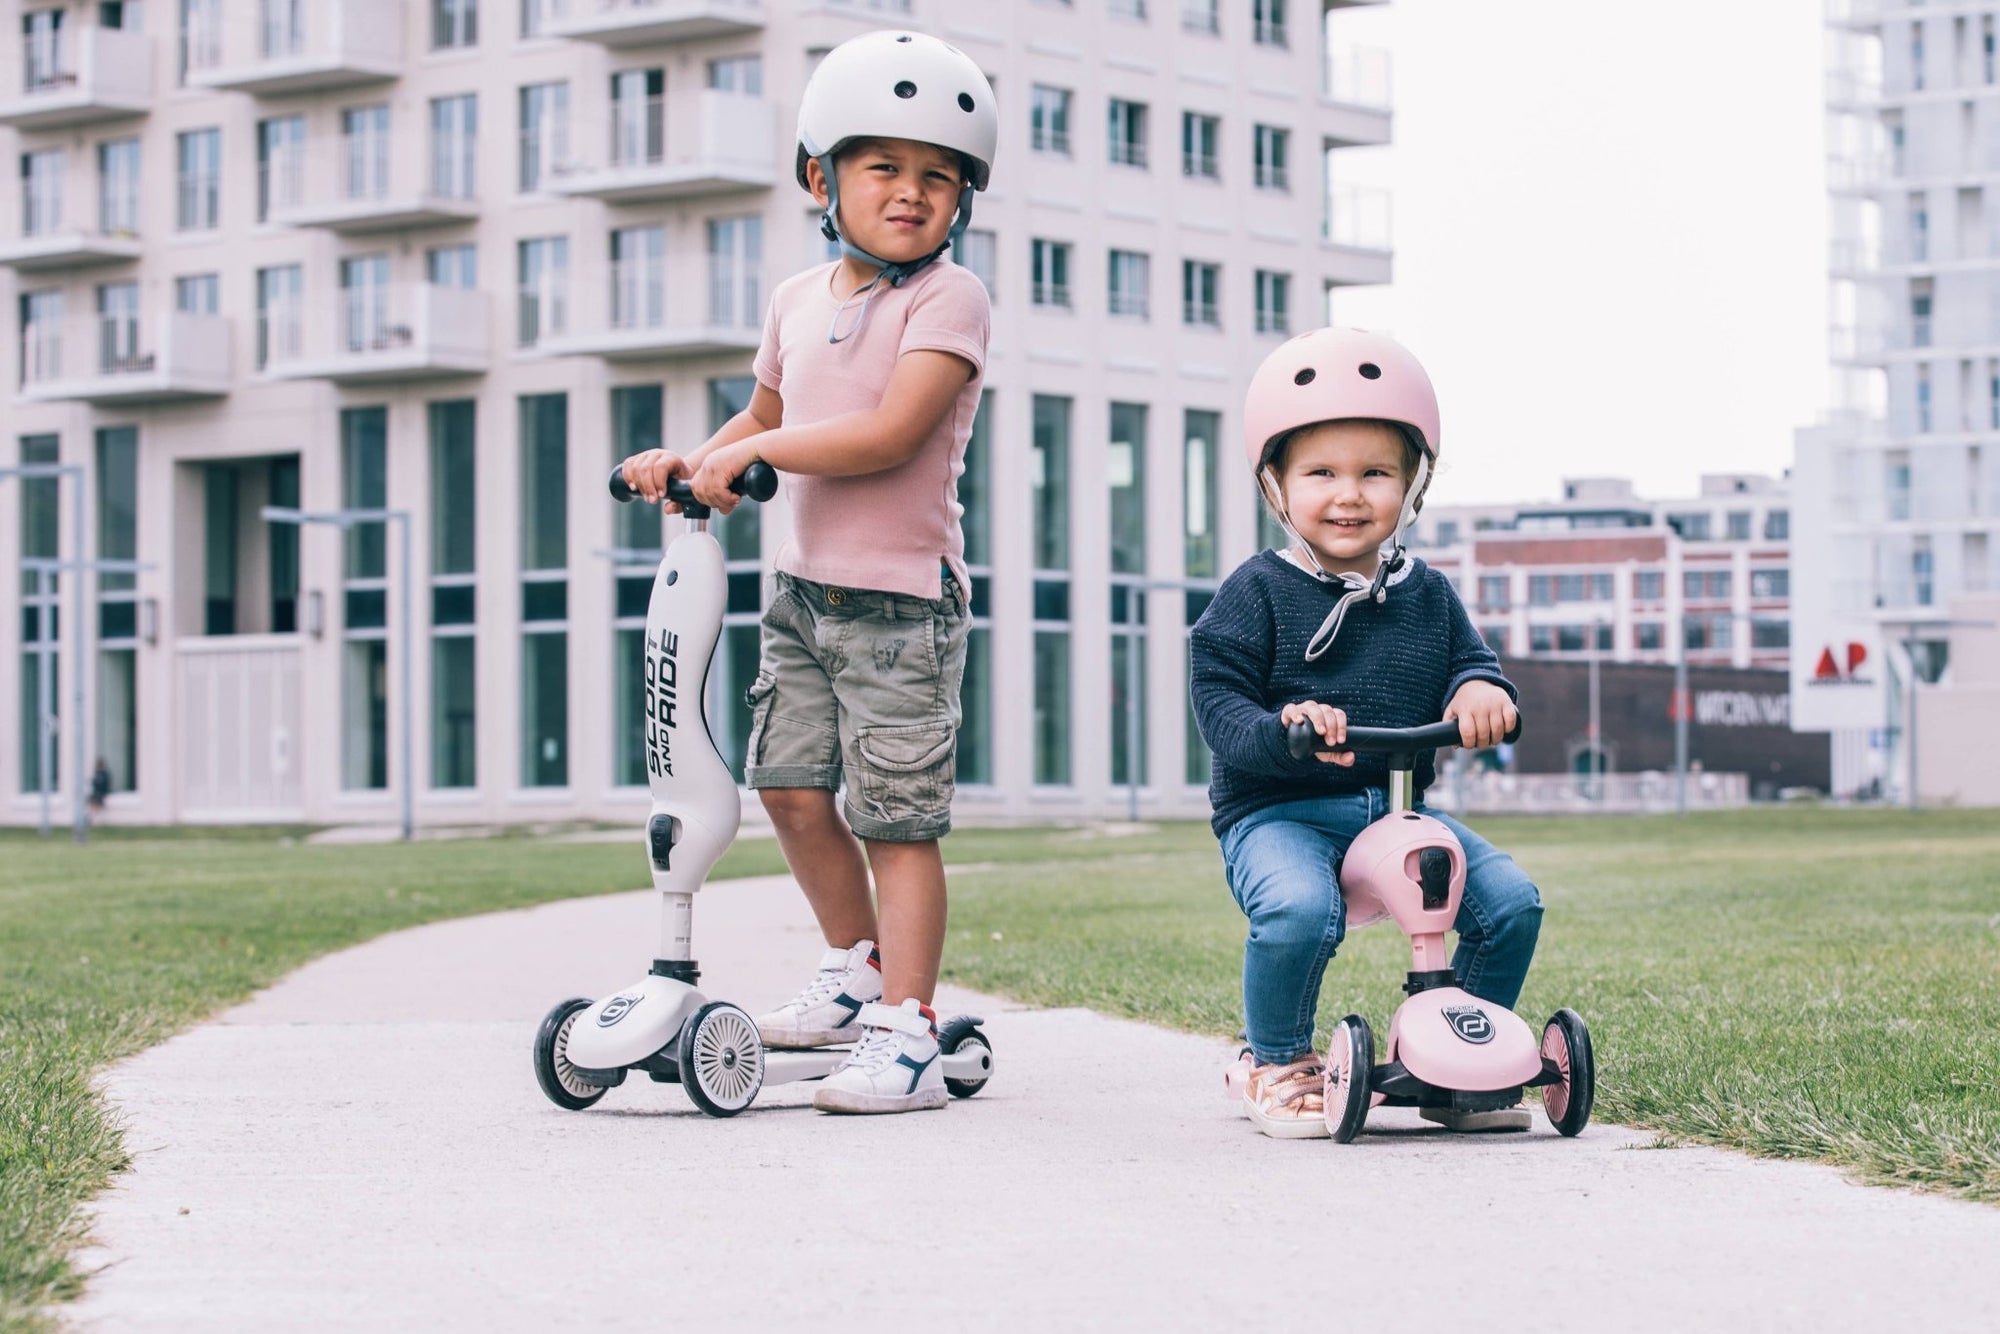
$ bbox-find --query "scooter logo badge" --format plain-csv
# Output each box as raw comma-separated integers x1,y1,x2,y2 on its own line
1442,1005,1494,1045
597,993,644,1027
645,631,680,778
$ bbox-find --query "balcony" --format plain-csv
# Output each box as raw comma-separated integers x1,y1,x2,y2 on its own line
541,260,762,361
18,312,231,405
1321,46,1392,148
263,285,488,385
0,28,152,131
187,0,400,97
547,0,765,47
544,91,778,203
0,228,142,274
264,141,479,235
1322,183,1393,285
1824,0,1892,31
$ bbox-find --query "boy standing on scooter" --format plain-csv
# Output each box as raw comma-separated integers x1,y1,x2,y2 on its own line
1189,329,1545,1139
618,31,995,1115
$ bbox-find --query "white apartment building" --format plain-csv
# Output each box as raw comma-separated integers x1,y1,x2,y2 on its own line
2,0,1394,829
1810,0,2000,802
1406,473,1793,673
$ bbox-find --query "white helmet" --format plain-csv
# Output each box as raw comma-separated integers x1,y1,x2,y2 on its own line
795,30,998,192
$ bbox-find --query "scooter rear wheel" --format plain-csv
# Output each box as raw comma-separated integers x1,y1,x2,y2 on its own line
1540,1008,1595,1137
937,1016,994,1098
680,1001,765,1117
1325,1015,1374,1144
534,997,608,1111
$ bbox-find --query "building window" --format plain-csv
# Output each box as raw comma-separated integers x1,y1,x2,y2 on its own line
98,140,141,236
708,215,763,327
434,0,478,49
1031,84,1071,155
1032,395,1073,786
953,228,997,294
610,225,665,330
429,400,478,789
1726,510,1752,541
256,115,304,222
1751,619,1790,649
1751,567,1789,599
1917,364,1933,432
427,244,477,289
1913,538,1934,605
255,264,302,369
20,149,64,238
1253,123,1290,190
341,105,391,202
1182,0,1219,35
1182,259,1220,327
611,68,665,168
95,426,140,793
959,392,995,786
263,0,306,58
17,434,61,793
431,94,478,199
1254,269,1290,334
521,0,568,39
520,393,569,788
341,407,390,791
179,0,220,83
1477,575,1510,611
708,54,762,95
517,236,568,346
1668,511,1711,540
176,273,219,314
22,7,65,89
1111,0,1146,17
1911,280,1933,347
1683,569,1731,600
1252,0,1287,47
1032,238,1072,308
1110,402,1149,787
1764,508,1790,540
1633,569,1664,601
1108,98,1148,168
518,81,569,192
611,385,662,789
176,128,221,231
97,281,140,373
1635,622,1663,652
1182,111,1219,179
1108,249,1150,319
1886,450,1911,519
339,254,389,353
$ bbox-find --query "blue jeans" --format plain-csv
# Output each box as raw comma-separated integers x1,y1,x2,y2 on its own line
1219,793,1544,1065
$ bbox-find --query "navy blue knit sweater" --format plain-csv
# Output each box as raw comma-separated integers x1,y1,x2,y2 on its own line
1190,550,1516,838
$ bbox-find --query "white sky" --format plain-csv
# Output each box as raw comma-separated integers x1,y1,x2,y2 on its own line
1323,0,1830,509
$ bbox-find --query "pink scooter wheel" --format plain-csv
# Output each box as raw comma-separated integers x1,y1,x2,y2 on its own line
1325,1015,1374,1144
1539,1008,1595,1137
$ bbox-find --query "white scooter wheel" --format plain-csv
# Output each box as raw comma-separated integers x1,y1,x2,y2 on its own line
937,1015,994,1098
679,1001,765,1117
1325,1015,1374,1144
534,997,608,1111
1540,1008,1595,1137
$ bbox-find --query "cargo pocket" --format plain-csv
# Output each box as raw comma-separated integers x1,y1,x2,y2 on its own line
742,671,777,768
853,723,955,827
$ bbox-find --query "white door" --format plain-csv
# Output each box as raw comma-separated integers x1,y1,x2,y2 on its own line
177,638,303,820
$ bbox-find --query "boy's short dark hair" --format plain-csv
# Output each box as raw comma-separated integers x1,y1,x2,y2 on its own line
832,136,973,187
1263,418,1424,480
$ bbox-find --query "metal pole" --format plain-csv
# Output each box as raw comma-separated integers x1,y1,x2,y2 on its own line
396,512,413,842
1588,629,1601,805
1124,611,1140,823
36,565,54,840
1674,645,1689,816
1905,635,1920,815
71,469,88,844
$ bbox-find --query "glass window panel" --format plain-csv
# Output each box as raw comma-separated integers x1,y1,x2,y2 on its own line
340,407,388,579
519,393,568,571
1109,402,1147,574
522,631,568,786
522,579,568,623
1032,395,1071,571
958,625,992,785
429,400,477,576
432,635,477,788
612,384,663,553
962,391,992,567
1033,631,1071,785
98,646,137,792
342,639,388,790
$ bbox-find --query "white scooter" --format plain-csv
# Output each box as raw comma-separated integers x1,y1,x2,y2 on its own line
532,463,997,1117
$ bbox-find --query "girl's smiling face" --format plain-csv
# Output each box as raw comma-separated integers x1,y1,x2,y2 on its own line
808,136,965,277
1270,420,1413,578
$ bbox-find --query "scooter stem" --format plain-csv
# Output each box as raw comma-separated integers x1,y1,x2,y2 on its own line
1410,930,1450,973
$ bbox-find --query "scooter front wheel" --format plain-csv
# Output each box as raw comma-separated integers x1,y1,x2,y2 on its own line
937,1016,994,1098
1540,1008,1595,1137
1325,1015,1374,1143
534,997,608,1111
680,1001,765,1117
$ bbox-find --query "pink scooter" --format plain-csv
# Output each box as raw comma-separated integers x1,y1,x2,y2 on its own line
1285,718,1595,1141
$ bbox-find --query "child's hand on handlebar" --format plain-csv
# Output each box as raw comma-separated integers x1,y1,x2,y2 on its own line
1444,681,1518,749
687,441,758,515
1280,700,1355,765
622,450,688,512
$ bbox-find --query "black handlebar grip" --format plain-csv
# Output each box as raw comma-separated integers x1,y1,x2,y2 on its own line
1285,715,1525,759
608,460,780,506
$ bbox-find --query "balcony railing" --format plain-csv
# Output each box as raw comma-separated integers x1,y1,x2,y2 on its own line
541,257,763,360
546,0,765,47
262,137,479,234
1181,2,1219,34
19,310,230,403
263,284,489,382
0,226,142,273
188,0,400,96
544,91,777,202
1323,45,1393,111
0,27,152,130
1032,282,1072,309
1323,183,1394,252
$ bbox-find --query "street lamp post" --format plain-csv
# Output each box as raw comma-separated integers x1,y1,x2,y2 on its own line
263,505,414,842
2,463,87,842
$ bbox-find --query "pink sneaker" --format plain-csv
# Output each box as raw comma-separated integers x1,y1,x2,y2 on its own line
1242,1055,1330,1139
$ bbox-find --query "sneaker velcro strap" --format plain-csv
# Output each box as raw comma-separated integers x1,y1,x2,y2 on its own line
816,948,851,970
854,1001,933,1037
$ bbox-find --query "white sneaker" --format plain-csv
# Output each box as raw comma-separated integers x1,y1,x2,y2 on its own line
812,999,948,1115
754,940,883,1049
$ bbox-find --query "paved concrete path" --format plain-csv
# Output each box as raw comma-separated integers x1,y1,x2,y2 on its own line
75,872,2000,1333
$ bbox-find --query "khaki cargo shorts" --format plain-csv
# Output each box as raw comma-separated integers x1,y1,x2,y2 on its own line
744,570,969,842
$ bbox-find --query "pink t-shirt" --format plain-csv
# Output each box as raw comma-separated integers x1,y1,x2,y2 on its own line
753,258,989,600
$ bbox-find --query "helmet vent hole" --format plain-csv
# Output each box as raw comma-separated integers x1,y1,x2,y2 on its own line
1293,368,1317,386
1359,363,1382,380
895,33,913,42
894,80,918,99
958,92,976,112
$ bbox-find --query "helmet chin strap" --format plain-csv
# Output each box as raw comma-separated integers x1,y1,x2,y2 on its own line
1260,464,1418,664
819,155,975,344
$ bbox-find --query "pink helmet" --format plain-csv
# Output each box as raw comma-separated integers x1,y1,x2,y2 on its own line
1243,327,1440,476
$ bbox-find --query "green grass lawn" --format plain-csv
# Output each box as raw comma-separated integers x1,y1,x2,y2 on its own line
3,809,1998,1330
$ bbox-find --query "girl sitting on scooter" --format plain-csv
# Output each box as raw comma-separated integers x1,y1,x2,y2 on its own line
1189,328,1544,1139
618,31,995,1116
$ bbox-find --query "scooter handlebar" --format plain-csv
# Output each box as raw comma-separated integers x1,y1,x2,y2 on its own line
607,461,779,507
1285,716,1524,761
